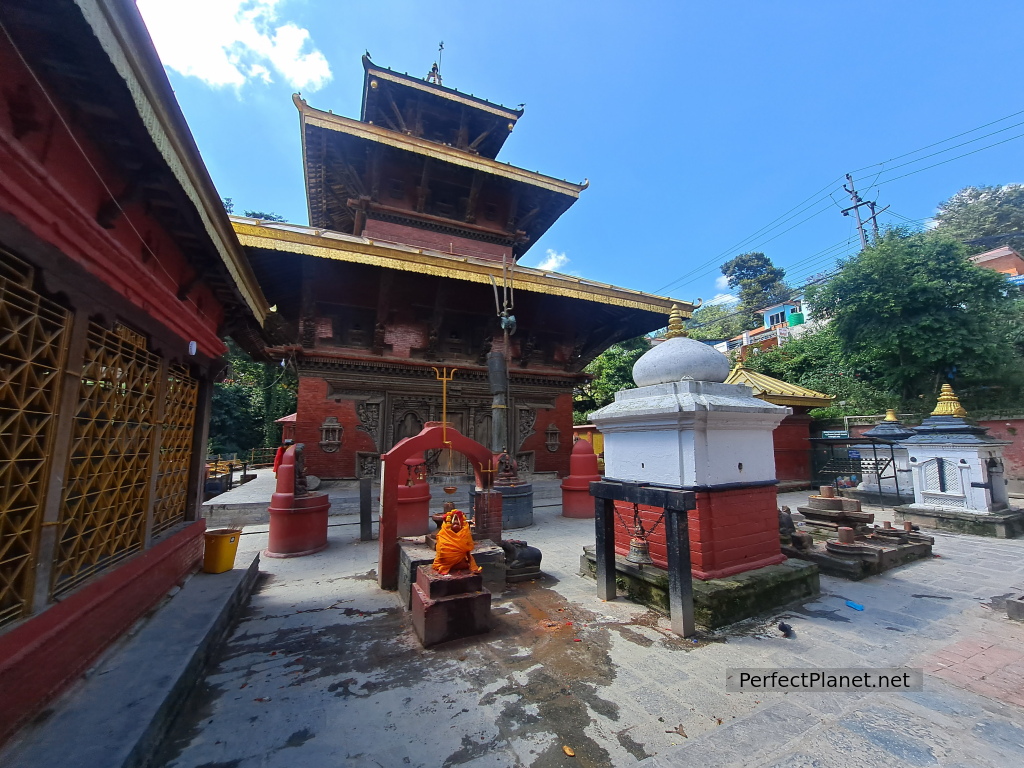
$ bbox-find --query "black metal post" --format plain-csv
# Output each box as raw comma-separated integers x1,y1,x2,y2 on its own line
360,476,373,541
595,495,617,601
664,507,695,637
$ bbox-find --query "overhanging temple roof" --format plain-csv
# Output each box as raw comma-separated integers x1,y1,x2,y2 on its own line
231,218,691,315
295,92,586,258
725,365,834,408
360,56,523,159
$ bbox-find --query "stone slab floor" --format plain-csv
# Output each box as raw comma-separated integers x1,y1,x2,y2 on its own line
154,492,1024,768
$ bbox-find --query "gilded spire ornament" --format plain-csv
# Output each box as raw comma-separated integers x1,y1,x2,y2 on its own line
664,304,687,339
884,408,898,422
931,384,968,418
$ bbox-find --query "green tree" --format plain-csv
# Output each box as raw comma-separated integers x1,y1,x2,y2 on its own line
687,302,745,341
573,336,651,422
208,341,297,457
934,184,1024,253
721,252,789,325
806,229,1019,402
743,325,892,418
243,209,287,222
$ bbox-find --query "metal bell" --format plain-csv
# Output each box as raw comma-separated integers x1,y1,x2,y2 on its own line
626,537,653,565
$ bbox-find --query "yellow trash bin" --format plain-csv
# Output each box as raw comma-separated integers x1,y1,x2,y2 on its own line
203,529,242,574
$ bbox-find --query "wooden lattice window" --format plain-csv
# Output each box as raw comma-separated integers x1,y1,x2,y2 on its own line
0,251,70,628
52,324,160,598
152,365,198,536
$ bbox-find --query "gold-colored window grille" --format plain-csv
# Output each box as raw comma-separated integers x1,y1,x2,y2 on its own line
152,364,198,536
0,251,70,628
51,324,160,598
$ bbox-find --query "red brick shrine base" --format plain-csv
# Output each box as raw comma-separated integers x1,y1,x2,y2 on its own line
612,485,786,580
582,484,820,628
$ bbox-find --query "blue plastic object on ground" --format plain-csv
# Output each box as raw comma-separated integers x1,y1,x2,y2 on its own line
846,600,864,611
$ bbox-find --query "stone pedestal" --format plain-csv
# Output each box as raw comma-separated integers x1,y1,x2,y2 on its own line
411,566,491,647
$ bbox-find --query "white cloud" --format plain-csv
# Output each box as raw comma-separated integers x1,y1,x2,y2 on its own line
532,249,570,272
714,275,730,290
708,293,739,305
137,0,332,91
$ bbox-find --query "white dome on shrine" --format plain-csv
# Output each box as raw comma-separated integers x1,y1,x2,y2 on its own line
632,306,731,387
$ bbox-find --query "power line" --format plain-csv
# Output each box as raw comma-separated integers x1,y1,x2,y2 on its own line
658,106,1024,296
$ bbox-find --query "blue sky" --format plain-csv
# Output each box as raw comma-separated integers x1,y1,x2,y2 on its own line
138,0,1024,307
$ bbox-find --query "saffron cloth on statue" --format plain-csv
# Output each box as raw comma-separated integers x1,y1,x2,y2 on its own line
432,508,482,575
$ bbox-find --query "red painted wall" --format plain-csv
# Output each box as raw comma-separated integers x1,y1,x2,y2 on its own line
773,414,813,483
295,376,379,479
0,522,204,745
518,393,574,476
977,418,1024,492
0,38,226,358
614,485,784,580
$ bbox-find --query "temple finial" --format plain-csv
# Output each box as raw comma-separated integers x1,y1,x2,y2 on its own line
664,304,687,339
931,383,967,418
884,408,898,422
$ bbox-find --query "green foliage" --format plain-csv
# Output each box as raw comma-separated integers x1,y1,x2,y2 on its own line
687,302,745,341
573,336,651,421
934,184,1024,253
222,197,234,214
721,252,789,326
743,325,893,417
243,209,287,222
806,229,1020,403
208,341,297,457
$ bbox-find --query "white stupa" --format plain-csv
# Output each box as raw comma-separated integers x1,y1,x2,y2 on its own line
590,305,788,489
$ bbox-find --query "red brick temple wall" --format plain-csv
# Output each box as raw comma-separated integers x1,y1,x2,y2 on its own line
613,484,784,580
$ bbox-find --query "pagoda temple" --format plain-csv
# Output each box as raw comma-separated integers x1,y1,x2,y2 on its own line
235,57,693,480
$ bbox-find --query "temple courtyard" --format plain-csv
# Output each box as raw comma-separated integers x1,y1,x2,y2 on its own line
132,483,1024,767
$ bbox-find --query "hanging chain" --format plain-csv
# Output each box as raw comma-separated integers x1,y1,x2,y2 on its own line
612,502,668,541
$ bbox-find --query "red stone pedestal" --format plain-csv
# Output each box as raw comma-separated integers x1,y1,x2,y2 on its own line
613,484,785,580
411,566,491,647
561,439,602,518
396,454,431,537
265,492,330,558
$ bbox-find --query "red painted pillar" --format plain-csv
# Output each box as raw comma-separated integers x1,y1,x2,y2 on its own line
395,453,431,537
561,439,602,518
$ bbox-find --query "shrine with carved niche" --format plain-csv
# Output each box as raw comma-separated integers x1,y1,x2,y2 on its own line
234,56,692,480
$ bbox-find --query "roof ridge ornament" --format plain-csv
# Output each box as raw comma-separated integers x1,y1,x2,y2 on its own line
664,304,687,339
931,383,968,418
426,41,444,85
884,408,898,422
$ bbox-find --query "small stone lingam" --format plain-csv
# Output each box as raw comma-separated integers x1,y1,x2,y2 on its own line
782,486,934,580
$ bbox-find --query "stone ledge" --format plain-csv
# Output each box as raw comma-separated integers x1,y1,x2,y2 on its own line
0,555,261,768
580,547,819,629
893,505,1024,538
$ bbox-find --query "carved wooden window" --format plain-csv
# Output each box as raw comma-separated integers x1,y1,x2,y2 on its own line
52,324,159,598
319,416,342,453
388,178,405,200
0,251,70,627
152,365,198,536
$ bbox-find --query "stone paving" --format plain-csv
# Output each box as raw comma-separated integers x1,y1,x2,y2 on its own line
153,489,1024,767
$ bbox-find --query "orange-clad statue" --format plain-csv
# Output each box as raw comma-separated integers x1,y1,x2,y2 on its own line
432,508,482,575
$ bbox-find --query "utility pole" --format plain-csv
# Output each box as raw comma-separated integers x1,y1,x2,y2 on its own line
842,173,869,250
864,200,890,241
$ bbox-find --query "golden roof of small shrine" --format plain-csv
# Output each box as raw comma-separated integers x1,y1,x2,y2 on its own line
725,365,834,408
